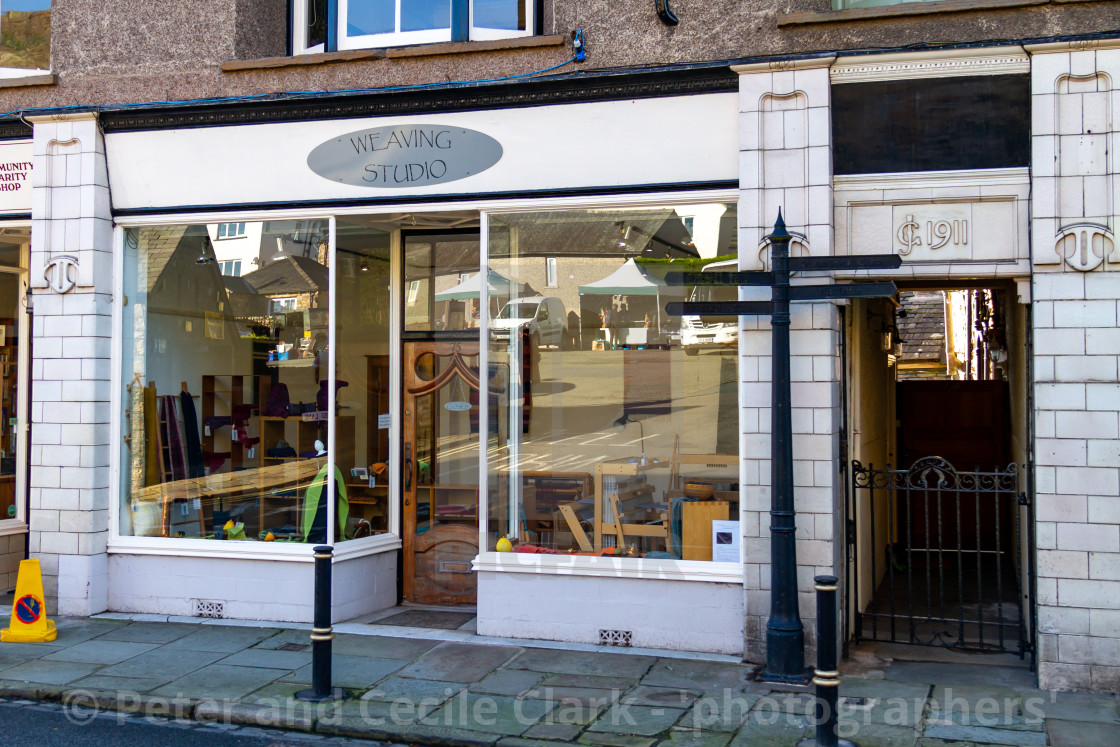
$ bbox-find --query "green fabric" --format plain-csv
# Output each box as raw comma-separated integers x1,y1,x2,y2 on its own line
302,463,350,542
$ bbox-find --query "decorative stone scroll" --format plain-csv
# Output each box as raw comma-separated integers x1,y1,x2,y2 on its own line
1055,223,1117,272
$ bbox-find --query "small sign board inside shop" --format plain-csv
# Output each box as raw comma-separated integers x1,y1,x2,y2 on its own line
307,124,503,188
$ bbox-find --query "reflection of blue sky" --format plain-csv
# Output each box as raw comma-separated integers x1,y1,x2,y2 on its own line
348,0,393,36
345,0,520,36
5,1,52,12
348,0,451,35
474,0,520,30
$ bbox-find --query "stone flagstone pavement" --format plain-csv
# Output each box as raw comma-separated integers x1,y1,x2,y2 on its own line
0,614,1116,746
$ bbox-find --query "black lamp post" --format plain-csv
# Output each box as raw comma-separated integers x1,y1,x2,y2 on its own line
760,212,807,682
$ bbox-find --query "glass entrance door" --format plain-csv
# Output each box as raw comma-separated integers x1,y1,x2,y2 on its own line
401,231,482,604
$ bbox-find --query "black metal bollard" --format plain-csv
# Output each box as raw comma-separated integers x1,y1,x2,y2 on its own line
296,545,342,702
798,576,857,747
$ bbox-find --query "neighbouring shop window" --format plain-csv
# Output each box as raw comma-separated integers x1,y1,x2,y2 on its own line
0,227,27,526
293,0,533,54
0,1,49,75
119,220,359,544
484,202,741,563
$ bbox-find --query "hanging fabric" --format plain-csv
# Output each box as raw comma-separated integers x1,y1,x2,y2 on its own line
180,389,205,478
160,395,187,481
142,384,159,486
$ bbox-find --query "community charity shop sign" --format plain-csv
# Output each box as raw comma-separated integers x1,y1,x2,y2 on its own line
0,140,32,213
307,125,502,188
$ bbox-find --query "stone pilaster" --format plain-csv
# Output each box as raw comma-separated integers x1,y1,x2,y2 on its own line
1027,40,1120,693
735,60,843,666
27,113,113,616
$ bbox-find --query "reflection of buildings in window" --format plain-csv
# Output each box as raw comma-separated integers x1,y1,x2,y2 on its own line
0,3,50,74
269,297,298,314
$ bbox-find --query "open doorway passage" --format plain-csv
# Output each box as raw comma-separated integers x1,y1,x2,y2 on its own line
845,285,1033,663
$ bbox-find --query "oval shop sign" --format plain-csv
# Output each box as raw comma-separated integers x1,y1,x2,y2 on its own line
307,125,503,188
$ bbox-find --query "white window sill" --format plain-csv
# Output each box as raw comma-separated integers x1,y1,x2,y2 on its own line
0,72,54,89
0,521,28,538
473,551,745,583
108,532,401,562
222,35,566,74
779,0,1100,26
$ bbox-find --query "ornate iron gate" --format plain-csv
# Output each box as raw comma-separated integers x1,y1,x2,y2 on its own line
849,457,1032,659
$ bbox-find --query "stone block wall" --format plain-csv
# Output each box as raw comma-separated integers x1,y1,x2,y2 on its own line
0,532,25,591
737,60,843,666
26,113,113,616
1029,40,1120,692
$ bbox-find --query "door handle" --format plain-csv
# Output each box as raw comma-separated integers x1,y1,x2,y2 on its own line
404,442,412,494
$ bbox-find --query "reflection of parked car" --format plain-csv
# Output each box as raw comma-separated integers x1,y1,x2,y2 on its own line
491,296,567,348
681,259,738,355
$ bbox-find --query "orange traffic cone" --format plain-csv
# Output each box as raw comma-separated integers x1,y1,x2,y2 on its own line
1,559,57,643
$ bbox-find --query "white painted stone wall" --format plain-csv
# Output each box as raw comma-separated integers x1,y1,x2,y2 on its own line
735,60,843,666
1029,41,1120,693
109,551,397,624
26,113,113,616
477,572,744,654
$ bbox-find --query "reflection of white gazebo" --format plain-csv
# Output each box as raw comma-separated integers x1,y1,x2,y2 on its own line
579,259,672,342
436,268,536,325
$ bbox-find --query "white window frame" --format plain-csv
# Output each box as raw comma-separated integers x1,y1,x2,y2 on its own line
292,0,325,55
216,222,246,240
109,215,402,562
545,256,557,287
107,190,738,585
339,0,453,50
294,0,533,54
468,0,534,42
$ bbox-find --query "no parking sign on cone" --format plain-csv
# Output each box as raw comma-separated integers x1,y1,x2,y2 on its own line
1,559,57,643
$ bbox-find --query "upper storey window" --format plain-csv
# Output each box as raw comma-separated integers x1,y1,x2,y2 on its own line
294,0,534,54
0,1,50,77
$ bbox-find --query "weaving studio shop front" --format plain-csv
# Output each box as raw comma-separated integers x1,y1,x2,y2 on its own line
89,77,748,652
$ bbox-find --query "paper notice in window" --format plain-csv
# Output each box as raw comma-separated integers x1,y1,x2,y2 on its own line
711,520,740,563
378,413,391,430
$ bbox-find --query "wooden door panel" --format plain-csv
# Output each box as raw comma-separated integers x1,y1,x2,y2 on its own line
402,341,480,605
412,524,479,605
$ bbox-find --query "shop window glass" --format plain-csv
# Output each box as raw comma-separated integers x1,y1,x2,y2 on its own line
0,227,28,527
484,203,741,563
120,220,344,544
0,276,20,522
334,219,392,541
0,1,49,76
404,232,482,333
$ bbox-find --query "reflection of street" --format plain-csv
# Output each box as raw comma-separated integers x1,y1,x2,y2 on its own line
483,348,736,472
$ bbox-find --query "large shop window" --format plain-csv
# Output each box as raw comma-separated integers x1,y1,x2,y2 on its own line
293,0,534,54
484,203,741,563
119,220,391,545
0,2,50,76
